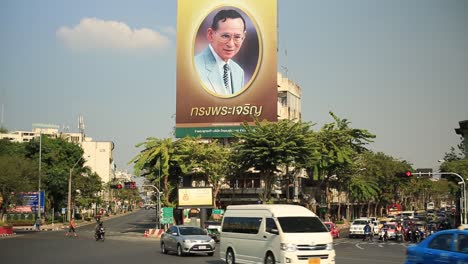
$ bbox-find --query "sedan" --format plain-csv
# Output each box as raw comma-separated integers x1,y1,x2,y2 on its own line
324,221,340,239
405,229,468,264
160,225,216,256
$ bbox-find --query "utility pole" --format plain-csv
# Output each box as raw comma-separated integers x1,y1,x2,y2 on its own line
141,185,163,229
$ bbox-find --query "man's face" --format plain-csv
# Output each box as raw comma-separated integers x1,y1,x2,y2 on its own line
207,18,245,62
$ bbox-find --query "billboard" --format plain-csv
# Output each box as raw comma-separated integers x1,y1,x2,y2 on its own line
8,191,45,213
177,187,214,208
176,0,278,138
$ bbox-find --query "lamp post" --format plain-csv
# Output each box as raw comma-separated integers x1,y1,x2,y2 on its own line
38,132,42,220
67,156,84,222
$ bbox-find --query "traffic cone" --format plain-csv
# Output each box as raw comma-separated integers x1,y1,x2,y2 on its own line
144,230,148,237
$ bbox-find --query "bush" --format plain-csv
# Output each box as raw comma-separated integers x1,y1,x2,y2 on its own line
0,221,12,227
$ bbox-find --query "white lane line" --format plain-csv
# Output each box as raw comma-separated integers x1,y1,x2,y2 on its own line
355,243,364,250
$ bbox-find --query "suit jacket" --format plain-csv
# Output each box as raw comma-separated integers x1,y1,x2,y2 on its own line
194,47,245,95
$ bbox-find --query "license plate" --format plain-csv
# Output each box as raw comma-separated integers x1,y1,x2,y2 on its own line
199,246,206,249
308,258,320,264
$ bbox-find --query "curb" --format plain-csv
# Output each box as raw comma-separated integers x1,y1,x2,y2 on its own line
0,233,16,237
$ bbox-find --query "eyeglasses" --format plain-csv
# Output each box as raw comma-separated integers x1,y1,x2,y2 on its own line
214,31,245,44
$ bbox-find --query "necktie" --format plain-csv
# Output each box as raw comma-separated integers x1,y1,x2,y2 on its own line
223,63,230,93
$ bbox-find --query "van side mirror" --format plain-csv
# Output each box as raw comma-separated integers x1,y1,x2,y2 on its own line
267,228,279,235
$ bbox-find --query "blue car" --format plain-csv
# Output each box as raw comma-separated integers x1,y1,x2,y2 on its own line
405,229,468,264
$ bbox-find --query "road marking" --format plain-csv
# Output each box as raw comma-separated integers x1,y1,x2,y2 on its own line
356,243,364,250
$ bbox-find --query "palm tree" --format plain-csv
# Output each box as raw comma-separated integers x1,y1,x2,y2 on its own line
348,175,380,218
130,137,176,206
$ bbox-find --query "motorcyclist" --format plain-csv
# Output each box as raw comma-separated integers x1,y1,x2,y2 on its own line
95,220,105,240
363,222,373,241
395,222,403,241
379,224,389,242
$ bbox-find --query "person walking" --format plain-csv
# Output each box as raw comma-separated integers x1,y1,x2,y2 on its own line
65,218,77,237
34,218,41,231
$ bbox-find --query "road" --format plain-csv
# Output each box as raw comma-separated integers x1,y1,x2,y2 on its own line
1,209,407,264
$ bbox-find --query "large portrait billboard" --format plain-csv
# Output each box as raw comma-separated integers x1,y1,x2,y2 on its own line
176,0,277,138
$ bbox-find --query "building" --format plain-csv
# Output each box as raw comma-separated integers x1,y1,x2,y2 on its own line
277,72,301,121
0,123,115,184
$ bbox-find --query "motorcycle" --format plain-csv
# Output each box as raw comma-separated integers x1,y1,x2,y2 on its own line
95,226,105,242
379,229,388,242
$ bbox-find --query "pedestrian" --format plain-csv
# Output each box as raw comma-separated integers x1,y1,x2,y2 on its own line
35,218,41,231
65,218,78,237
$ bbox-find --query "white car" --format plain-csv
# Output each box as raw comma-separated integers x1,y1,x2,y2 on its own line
349,218,370,238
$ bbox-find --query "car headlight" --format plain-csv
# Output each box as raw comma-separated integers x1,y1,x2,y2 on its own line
326,243,333,250
280,243,297,252
183,239,192,243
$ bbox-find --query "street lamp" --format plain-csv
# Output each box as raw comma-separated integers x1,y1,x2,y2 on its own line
67,155,88,222
438,160,467,225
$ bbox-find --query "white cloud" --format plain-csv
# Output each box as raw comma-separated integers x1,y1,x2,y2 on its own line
57,17,171,53
161,26,176,35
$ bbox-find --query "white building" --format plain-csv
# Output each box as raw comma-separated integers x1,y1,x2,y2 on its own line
277,72,301,121
0,123,115,184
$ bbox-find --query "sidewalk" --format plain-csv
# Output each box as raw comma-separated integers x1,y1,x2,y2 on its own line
13,211,133,232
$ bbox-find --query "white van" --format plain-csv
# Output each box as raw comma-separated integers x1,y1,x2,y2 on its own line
219,204,335,264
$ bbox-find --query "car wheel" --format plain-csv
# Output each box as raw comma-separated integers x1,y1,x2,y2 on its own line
177,244,184,256
208,252,214,256
226,248,235,264
265,252,275,264
161,242,167,254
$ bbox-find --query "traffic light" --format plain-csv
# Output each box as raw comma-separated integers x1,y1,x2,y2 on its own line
124,181,136,189
110,183,123,189
397,171,413,178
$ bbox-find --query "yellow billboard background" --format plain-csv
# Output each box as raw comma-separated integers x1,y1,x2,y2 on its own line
176,0,277,137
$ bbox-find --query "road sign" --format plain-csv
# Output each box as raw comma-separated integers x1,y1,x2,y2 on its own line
161,207,173,224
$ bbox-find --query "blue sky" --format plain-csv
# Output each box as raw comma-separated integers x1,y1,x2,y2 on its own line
1,0,467,173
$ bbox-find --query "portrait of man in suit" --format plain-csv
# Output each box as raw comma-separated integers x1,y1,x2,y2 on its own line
194,9,247,96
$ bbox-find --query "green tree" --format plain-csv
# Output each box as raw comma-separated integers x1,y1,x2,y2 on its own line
130,137,177,207
354,151,412,216
313,112,375,219
232,118,319,203
0,155,37,220
24,136,85,211
348,174,380,217
74,170,103,218
176,137,231,204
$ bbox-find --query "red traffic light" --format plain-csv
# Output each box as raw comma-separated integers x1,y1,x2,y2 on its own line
111,183,123,189
405,171,412,177
124,181,136,189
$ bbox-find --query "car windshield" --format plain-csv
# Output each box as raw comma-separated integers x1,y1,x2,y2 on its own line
278,217,328,233
179,227,207,236
353,220,368,225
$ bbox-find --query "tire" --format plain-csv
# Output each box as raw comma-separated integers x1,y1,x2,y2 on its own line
226,249,235,264
208,252,214,256
177,244,184,256
101,234,105,242
161,243,167,254
265,253,275,264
